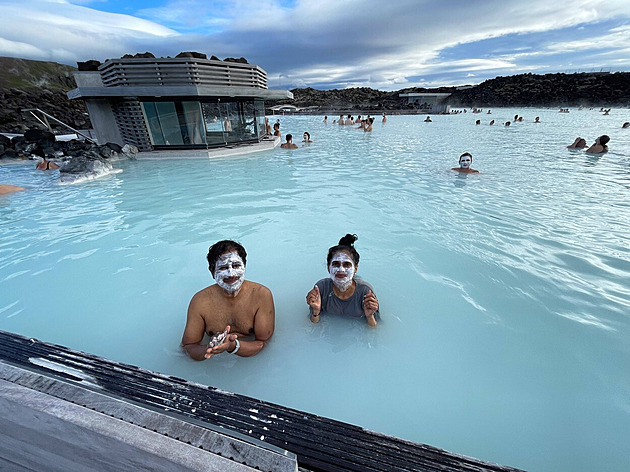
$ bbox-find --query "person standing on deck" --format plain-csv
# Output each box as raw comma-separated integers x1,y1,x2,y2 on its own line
182,240,275,360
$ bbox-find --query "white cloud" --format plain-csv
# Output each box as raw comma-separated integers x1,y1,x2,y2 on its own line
0,37,47,58
0,0,178,64
0,0,629,88
546,24,630,53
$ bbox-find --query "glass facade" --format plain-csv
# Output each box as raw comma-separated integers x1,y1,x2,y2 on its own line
141,99,265,149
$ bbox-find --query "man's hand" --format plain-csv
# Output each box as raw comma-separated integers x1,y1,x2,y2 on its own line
306,285,321,320
363,290,379,327
204,326,238,358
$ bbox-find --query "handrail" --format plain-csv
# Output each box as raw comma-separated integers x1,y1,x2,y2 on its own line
22,108,97,144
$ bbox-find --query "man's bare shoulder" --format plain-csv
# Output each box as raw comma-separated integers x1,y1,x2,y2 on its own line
190,284,220,303
242,280,273,298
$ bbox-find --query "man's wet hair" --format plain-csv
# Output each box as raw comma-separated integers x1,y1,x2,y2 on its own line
207,240,247,275
459,152,473,163
599,135,610,145
286,134,293,142
327,234,360,266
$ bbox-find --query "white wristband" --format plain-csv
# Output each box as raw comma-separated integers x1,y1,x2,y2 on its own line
230,338,240,354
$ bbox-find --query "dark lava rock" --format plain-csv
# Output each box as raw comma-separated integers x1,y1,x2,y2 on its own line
77,60,101,71
24,129,56,145
176,52,208,60
122,52,156,59
104,142,123,153
224,57,248,64
0,149,18,159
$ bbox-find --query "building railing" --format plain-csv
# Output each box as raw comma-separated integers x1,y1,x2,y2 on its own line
99,58,268,89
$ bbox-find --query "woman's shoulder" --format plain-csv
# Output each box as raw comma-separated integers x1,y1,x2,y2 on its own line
315,278,332,289
354,278,375,293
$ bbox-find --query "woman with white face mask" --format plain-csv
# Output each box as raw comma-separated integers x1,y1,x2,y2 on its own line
305,234,379,327
451,152,479,173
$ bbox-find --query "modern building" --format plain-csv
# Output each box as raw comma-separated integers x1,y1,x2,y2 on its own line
67,54,293,151
399,93,452,114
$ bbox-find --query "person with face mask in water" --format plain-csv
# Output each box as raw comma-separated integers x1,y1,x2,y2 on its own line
451,152,479,173
306,234,380,327
182,240,275,360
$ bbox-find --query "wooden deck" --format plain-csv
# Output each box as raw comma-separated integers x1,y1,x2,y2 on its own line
0,330,525,472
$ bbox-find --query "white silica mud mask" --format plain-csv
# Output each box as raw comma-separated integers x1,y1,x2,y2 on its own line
329,252,355,292
214,252,245,295
460,156,472,168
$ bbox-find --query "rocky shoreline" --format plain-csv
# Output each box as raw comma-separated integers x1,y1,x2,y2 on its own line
0,128,137,184
0,88,90,135
267,72,630,111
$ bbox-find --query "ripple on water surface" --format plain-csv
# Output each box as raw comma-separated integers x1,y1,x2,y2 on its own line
1,110,630,472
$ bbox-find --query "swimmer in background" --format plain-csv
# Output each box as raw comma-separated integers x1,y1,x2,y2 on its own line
622,122,629,128
182,240,275,361
0,184,25,195
567,137,587,149
338,114,345,126
475,120,481,125
273,122,281,137
452,152,479,173
36,157,60,170
280,134,299,149
489,120,495,125
265,117,272,135
302,132,313,143
323,115,328,123
382,113,387,123
505,121,511,126
306,234,379,327
364,117,374,132
424,116,432,122
534,116,540,123
585,135,609,154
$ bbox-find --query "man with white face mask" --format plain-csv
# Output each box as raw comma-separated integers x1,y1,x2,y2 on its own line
306,234,380,327
182,240,275,361
451,152,479,173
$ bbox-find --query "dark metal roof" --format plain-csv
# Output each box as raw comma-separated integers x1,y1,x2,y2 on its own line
67,85,293,100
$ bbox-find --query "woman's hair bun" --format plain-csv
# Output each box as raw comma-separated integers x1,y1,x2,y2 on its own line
338,233,358,246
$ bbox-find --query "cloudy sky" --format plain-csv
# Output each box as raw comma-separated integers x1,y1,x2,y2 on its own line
1,0,629,90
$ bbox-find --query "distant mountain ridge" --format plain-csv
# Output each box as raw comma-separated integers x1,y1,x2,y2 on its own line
0,56,77,92
271,72,630,110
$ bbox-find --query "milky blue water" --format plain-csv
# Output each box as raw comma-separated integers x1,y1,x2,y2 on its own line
1,108,630,472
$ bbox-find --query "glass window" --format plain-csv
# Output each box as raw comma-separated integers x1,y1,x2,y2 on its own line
180,102,205,145
156,102,183,145
255,100,266,138
201,102,227,146
142,99,263,148
142,102,165,145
